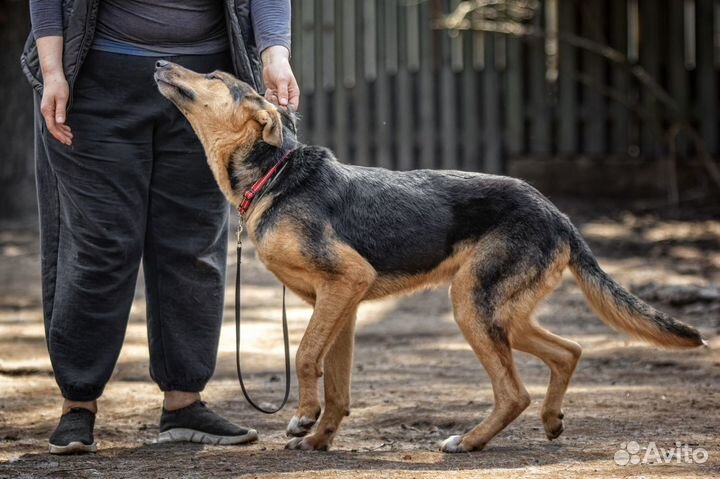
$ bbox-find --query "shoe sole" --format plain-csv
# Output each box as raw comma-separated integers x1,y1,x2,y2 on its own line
49,441,97,455
157,428,258,445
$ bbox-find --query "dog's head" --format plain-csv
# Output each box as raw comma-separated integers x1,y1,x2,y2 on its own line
154,60,293,155
154,61,297,204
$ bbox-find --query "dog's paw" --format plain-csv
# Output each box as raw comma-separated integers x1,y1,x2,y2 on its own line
439,435,469,453
285,436,329,451
542,411,565,440
286,415,317,438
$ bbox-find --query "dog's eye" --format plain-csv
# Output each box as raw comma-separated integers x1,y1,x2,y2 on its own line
206,73,220,81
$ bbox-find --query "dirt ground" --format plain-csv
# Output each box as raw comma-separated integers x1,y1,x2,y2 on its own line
0,199,718,479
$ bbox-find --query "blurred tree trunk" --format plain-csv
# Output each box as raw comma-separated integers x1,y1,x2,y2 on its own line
0,1,36,220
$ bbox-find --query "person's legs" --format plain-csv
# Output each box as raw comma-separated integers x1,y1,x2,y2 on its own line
144,52,233,405
36,51,157,407
143,52,256,445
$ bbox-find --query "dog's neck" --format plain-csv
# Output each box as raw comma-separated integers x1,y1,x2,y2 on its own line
229,111,301,195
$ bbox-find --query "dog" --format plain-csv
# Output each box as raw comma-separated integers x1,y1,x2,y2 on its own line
154,61,705,453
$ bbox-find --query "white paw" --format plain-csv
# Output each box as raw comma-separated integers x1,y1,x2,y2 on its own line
285,437,314,450
286,415,316,437
440,435,468,453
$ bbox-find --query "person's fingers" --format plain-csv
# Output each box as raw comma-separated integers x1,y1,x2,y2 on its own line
265,88,279,105
53,122,72,145
41,98,63,144
288,77,300,111
276,78,289,108
55,92,68,125
41,99,73,145
58,125,73,141
54,128,72,145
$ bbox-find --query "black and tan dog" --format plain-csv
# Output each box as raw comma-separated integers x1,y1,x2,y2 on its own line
154,61,705,453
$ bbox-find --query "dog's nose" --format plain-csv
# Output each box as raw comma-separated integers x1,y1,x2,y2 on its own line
156,60,169,69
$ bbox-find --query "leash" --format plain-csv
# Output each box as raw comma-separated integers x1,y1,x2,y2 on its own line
235,222,290,414
234,148,296,414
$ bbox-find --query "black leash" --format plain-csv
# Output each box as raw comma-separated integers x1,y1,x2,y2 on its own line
235,221,291,414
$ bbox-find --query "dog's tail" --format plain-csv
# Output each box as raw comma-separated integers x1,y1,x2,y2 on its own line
567,228,705,348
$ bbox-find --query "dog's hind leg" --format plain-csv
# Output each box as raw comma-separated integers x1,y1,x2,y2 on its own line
511,322,581,440
506,245,581,440
441,262,531,453
286,311,357,451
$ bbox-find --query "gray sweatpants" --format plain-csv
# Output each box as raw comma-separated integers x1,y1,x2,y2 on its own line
34,50,233,401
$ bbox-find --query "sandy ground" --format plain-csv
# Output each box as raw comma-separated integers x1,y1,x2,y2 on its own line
0,200,718,479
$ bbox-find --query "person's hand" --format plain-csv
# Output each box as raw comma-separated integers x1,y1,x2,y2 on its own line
261,46,299,111
40,71,73,145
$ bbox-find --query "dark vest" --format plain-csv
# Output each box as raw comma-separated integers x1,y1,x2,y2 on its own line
20,0,263,99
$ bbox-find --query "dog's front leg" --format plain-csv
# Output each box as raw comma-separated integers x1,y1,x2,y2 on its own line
287,311,357,451
285,273,371,450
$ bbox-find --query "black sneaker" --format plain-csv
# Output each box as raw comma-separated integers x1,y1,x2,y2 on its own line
48,408,97,455
158,401,258,445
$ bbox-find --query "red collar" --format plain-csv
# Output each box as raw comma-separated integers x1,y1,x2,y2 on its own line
238,148,296,217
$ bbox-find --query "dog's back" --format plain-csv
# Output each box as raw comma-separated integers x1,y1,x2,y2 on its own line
255,149,567,275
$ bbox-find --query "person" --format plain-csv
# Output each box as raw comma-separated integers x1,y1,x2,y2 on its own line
21,0,299,455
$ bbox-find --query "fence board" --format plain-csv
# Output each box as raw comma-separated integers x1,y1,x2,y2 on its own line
506,33,524,156
462,31,480,170
483,34,501,173
407,2,420,71
299,0,314,94
375,0,392,167
322,0,335,92
582,0,607,155
668,0,688,154
334,0,348,162
397,2,413,170
639,0,661,154
529,0,550,155
354,0,370,166
312,0,326,145
342,0,356,87
440,1,458,169
418,0,435,169
697,0,717,153
609,0,629,154
558,0,577,154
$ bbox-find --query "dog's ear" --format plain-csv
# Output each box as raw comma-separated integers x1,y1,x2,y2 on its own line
254,108,283,147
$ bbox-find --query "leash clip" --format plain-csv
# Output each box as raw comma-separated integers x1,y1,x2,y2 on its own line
236,218,244,247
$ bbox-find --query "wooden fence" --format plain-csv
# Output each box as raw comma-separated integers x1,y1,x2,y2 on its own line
289,0,719,175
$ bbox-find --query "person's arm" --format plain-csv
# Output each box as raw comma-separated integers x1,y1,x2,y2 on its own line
251,0,299,111
30,0,73,145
